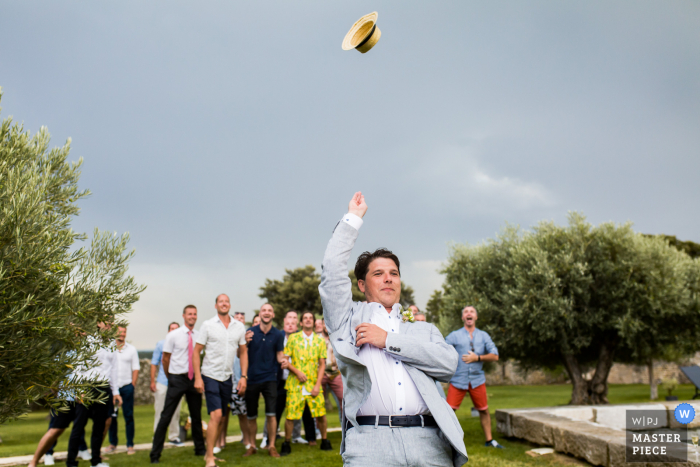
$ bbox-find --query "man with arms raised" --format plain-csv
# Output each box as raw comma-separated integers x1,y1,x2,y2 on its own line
150,306,205,463
193,294,248,467
445,306,503,448
319,192,467,467
242,303,285,458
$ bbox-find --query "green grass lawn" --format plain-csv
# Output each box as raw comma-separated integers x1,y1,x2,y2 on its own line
1,384,696,466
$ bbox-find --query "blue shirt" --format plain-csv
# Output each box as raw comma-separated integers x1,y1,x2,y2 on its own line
246,325,285,385
445,327,498,390
151,340,169,386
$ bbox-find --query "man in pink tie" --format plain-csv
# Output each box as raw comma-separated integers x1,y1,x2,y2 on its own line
150,305,205,464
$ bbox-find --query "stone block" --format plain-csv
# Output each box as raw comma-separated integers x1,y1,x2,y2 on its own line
511,411,557,446
595,404,667,430
495,410,512,437
550,407,595,422
553,420,619,467
606,432,629,467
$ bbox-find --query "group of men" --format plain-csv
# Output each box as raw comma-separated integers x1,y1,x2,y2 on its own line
28,192,507,467
148,296,336,466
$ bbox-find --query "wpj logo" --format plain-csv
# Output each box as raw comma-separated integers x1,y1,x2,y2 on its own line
631,415,660,427
626,409,688,463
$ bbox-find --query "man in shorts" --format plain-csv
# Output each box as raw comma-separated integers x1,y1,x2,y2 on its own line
445,306,504,448
241,303,285,457
193,294,248,467
280,311,332,456
224,312,250,450
27,402,88,467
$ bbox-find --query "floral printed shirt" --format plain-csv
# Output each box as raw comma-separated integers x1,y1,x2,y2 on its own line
284,331,327,392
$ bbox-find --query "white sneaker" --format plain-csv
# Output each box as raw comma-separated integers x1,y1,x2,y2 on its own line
44,454,55,465
78,450,92,460
260,437,268,449
213,446,221,454
292,437,308,444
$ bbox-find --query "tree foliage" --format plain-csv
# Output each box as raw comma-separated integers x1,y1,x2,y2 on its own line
0,90,145,424
644,234,700,259
259,265,416,327
434,213,700,405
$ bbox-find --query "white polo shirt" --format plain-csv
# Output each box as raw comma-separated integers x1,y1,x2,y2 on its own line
163,326,199,375
196,314,246,382
115,342,140,388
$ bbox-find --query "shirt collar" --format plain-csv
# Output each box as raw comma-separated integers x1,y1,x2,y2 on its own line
216,313,231,326
370,302,401,317
302,331,314,345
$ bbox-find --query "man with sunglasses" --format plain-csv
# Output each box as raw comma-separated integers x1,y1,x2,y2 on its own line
445,306,503,449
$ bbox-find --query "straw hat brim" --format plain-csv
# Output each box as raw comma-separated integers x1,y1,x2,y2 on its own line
342,11,381,53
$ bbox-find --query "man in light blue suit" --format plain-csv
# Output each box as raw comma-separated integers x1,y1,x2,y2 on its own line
319,192,467,467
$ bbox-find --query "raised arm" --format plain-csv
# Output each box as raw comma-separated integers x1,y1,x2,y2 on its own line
319,192,367,334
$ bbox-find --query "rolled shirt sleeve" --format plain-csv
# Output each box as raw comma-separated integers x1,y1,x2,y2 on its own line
484,332,499,356
152,341,163,366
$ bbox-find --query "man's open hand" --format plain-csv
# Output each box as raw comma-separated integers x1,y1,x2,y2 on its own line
348,192,368,218
245,330,253,343
462,351,479,364
355,323,387,349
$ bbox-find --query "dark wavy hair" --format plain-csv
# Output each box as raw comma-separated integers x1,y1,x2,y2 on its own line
354,248,400,282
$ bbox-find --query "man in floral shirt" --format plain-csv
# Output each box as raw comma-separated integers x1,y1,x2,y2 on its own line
280,311,332,456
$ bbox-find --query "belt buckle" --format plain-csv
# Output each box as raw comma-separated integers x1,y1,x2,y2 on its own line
388,415,398,428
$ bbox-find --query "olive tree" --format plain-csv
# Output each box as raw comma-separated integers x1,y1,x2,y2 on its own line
0,91,144,423
435,213,700,405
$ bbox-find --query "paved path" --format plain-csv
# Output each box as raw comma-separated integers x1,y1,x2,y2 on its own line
0,428,343,466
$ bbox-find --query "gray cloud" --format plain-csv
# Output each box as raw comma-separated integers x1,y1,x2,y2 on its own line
1,1,698,348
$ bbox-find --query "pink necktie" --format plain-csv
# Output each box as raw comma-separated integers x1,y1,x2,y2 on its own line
187,331,194,380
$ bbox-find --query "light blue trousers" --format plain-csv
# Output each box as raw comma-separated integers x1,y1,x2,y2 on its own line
342,425,453,467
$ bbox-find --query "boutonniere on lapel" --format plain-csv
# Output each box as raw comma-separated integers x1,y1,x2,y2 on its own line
399,306,415,323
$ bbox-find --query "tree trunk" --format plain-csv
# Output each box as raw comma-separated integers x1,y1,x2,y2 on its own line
562,342,616,405
648,360,658,400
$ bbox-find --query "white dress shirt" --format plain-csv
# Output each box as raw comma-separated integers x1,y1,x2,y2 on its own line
115,342,140,388
75,337,120,396
196,314,246,382
342,213,429,417
163,326,199,375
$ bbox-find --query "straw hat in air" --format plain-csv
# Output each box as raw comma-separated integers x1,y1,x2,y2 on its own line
342,11,381,54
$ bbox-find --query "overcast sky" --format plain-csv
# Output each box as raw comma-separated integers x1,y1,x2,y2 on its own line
2,1,698,349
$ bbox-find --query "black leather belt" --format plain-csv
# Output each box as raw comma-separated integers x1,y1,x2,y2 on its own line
347,415,437,429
